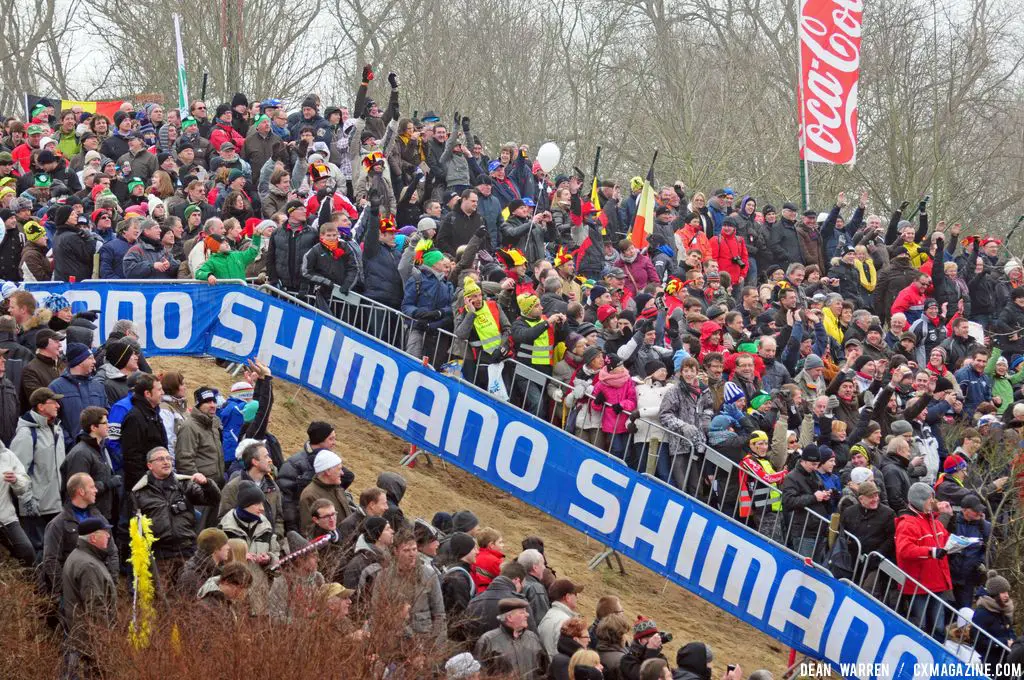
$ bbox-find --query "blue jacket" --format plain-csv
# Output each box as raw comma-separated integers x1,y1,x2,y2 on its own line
49,371,108,444
104,393,133,474
401,267,454,330
217,397,247,466
361,222,404,308
948,514,990,587
477,193,503,249
99,236,134,279
954,365,992,417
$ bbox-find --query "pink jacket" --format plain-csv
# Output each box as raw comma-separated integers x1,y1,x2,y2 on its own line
590,370,638,434
615,255,660,297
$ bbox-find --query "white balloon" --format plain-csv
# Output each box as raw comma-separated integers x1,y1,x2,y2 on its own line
536,142,561,173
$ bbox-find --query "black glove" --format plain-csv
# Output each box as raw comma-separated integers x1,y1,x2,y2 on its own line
74,310,99,321
462,116,471,134
474,226,488,241
413,311,431,321
899,200,910,212
428,310,444,321
612,403,623,414
918,200,927,213
667,316,680,338
388,72,398,88
932,548,947,559
368,189,382,210
454,111,461,127
413,320,428,331
594,393,607,406
412,109,418,120
637,318,653,335
108,475,122,491
362,64,374,82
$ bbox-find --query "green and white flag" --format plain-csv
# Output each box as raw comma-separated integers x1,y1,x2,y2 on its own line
173,14,189,112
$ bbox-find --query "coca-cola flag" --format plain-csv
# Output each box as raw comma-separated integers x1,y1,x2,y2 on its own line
798,0,862,164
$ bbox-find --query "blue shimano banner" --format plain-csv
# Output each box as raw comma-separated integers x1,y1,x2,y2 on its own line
27,282,987,680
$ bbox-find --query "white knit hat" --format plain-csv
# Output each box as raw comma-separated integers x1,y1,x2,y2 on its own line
313,450,342,474
445,653,481,679
850,467,873,485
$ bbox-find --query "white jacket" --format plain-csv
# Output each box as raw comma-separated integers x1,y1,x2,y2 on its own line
0,444,32,525
537,600,576,657
11,411,65,516
634,378,673,443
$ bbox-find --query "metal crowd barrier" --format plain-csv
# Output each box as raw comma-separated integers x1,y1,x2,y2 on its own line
852,552,1012,663
249,282,1003,660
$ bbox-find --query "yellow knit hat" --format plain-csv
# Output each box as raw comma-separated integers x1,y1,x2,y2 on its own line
517,293,539,316
463,276,481,297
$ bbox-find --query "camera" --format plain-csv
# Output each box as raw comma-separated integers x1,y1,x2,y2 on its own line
731,256,744,266
660,632,674,643
170,500,188,515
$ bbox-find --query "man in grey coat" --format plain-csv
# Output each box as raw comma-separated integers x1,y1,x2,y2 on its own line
475,597,549,680
61,517,117,675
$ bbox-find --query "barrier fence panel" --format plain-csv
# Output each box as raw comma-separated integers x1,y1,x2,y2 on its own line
43,279,997,670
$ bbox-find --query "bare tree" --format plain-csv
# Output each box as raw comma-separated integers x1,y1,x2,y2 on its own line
0,0,79,116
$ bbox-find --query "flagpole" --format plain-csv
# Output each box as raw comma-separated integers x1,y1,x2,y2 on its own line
796,14,810,211
173,14,190,113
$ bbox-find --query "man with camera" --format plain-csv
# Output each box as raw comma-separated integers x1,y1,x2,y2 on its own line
710,217,749,290
781,444,832,561
619,616,670,680
130,446,221,590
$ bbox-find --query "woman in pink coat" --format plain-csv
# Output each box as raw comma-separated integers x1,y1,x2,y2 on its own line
590,355,638,459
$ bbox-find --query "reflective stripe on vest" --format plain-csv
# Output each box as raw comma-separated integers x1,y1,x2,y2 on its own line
741,458,783,512
516,318,555,365
469,300,502,352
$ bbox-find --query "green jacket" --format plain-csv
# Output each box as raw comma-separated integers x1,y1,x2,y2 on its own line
56,130,81,159
195,234,261,281
984,347,1024,413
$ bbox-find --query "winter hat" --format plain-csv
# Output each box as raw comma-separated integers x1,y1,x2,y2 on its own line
890,420,913,436
907,482,934,511
1005,260,1023,277
857,481,880,497
581,346,603,366
750,392,771,410
507,198,526,213
307,421,334,445
432,512,453,534
65,343,92,368
943,454,967,473
644,360,666,377
866,420,881,435
242,400,260,423
313,450,342,474
449,531,477,560
850,467,873,484
445,652,481,680
517,293,540,316
633,293,653,313
194,386,219,407
364,516,388,543
106,340,135,369
576,323,598,339
954,607,975,629
78,517,111,535
236,481,266,509
231,92,249,109
803,354,824,370
452,509,479,533
748,430,769,444
924,298,939,311
800,444,821,462
819,445,835,461
197,528,229,555
723,381,745,404
23,220,46,242
986,572,1011,597
632,616,660,641
588,285,608,304
230,381,254,401
673,349,690,373
597,305,617,323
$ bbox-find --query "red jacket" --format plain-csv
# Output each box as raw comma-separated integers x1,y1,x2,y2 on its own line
894,509,952,595
472,546,505,590
890,283,926,317
209,123,246,152
710,233,749,283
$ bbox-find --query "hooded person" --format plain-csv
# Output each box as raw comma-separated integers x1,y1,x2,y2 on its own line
894,482,953,635
674,642,714,680
376,471,407,521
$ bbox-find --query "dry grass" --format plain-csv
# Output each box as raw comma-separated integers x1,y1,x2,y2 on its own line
151,356,790,674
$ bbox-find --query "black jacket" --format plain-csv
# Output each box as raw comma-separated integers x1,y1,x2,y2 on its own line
266,224,319,292
130,472,220,559
119,396,169,491
767,218,802,270
549,634,585,680
619,640,667,680
435,207,484,256
880,452,913,514
61,435,117,521
52,225,96,282
463,575,528,645
0,223,25,281
302,241,359,294
781,463,829,535
839,501,896,561
0,375,18,446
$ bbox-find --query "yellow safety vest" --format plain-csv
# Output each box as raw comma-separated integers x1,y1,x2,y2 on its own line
516,318,555,366
470,300,503,353
739,457,783,515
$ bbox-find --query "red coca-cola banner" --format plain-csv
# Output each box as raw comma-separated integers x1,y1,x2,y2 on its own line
798,0,862,164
